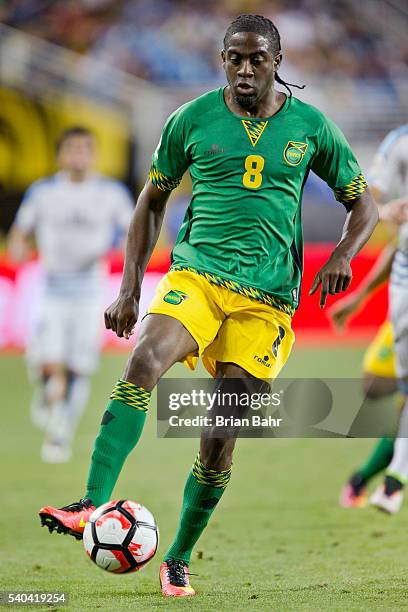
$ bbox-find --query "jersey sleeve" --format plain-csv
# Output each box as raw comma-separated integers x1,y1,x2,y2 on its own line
14,183,41,233
368,129,407,200
311,114,367,209
149,107,190,192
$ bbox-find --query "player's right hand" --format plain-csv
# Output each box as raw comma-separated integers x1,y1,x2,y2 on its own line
104,295,139,339
328,292,362,332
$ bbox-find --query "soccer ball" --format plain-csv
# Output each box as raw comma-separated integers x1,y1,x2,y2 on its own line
83,499,159,573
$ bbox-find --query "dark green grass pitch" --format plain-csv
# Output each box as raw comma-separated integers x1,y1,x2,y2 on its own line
1,348,408,611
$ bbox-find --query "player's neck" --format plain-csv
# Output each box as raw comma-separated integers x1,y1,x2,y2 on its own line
224,86,286,119
64,170,91,183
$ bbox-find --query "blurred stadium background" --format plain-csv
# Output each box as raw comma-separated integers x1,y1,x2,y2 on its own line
0,0,408,347
0,0,407,349
1,2,408,608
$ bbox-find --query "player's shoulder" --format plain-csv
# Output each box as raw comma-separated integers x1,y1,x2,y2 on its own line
93,175,133,200
377,124,408,158
24,174,59,199
94,174,128,190
167,88,222,126
287,96,332,129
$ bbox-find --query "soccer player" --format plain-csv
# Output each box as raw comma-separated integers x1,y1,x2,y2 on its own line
38,16,378,596
361,125,408,514
329,244,398,507
8,127,133,463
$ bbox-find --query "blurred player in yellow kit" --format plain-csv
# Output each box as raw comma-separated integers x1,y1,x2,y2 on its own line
330,244,398,507
333,121,408,510
367,125,408,514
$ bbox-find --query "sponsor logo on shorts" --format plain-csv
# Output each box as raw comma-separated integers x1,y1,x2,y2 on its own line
378,347,392,361
163,290,188,305
254,354,271,368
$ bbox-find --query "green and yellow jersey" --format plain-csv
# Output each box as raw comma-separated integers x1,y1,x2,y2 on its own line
150,87,366,312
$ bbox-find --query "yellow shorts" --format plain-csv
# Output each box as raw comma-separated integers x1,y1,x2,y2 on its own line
147,270,295,380
363,320,396,378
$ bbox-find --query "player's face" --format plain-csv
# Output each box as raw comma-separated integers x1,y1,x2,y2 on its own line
57,135,95,173
222,32,281,109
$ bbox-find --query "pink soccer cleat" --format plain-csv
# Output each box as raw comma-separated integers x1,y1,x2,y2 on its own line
160,559,196,597
39,498,95,540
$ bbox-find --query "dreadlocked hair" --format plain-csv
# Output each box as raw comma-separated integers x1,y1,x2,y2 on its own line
224,14,305,97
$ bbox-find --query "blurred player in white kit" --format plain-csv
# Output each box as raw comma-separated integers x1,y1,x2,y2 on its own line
367,125,408,513
8,127,133,463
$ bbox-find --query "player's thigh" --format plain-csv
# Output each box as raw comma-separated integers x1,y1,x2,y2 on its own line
394,333,408,392
146,270,224,354
27,296,67,371
124,313,200,383
363,320,396,380
66,297,103,375
390,286,408,387
203,304,294,380
362,373,398,398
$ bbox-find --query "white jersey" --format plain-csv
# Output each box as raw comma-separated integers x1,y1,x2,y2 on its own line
369,125,408,287
15,172,133,294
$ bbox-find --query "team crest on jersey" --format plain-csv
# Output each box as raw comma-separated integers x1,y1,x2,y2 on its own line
283,141,308,166
163,290,188,305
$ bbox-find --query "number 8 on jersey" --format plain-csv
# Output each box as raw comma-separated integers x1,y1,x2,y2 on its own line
243,154,264,189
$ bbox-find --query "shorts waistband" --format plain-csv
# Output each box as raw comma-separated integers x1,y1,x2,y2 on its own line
169,264,295,317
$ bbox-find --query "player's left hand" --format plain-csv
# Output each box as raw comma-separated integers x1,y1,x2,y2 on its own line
309,254,352,308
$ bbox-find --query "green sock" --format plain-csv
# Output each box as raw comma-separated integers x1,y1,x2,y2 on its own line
85,380,150,507
164,454,231,566
358,437,395,482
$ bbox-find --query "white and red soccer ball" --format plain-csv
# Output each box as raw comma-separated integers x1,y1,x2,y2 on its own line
83,500,159,573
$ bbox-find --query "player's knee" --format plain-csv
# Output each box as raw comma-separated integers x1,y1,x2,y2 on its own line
362,374,380,399
41,363,65,378
124,341,164,389
397,376,408,397
363,373,398,399
40,367,68,403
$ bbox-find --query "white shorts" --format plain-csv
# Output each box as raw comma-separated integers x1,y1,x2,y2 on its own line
27,293,103,375
390,283,408,380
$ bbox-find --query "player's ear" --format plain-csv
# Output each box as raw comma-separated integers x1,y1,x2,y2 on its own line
274,52,282,72
221,49,226,64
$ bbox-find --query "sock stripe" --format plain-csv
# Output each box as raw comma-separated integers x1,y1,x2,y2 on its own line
110,379,150,412
192,454,231,488
385,469,408,485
